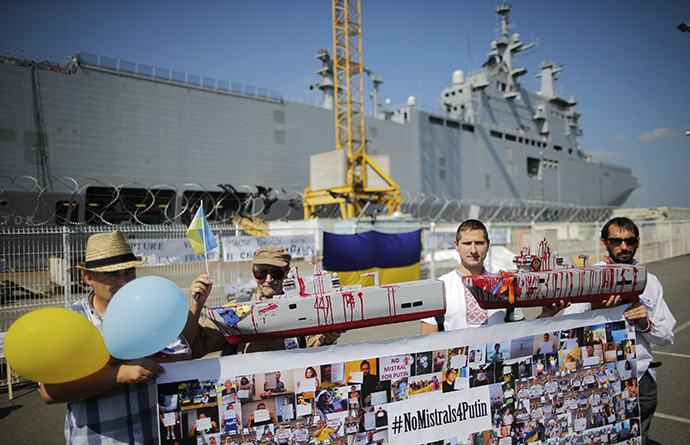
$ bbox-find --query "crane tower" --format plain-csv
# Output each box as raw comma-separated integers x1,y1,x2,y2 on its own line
303,0,401,219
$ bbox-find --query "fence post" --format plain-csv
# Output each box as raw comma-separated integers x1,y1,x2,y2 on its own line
530,220,536,253
62,226,72,308
218,227,227,297
429,222,436,279
235,225,242,282
594,223,600,263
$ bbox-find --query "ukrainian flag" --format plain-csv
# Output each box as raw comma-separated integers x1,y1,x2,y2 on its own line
323,230,421,286
186,203,219,256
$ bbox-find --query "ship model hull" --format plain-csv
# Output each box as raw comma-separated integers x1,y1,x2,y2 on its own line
208,275,445,345
462,264,647,309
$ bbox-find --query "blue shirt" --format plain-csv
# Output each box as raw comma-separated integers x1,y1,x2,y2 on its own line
64,294,190,444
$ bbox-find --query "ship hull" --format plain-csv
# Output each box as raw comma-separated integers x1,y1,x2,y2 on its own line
208,278,445,344
462,265,647,309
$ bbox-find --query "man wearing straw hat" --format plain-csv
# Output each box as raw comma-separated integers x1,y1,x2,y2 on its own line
187,246,341,356
40,230,200,444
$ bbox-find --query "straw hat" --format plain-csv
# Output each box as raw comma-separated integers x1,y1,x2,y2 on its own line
252,246,291,267
78,230,146,272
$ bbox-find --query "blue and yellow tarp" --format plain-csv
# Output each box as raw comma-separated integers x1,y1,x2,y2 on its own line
323,230,421,286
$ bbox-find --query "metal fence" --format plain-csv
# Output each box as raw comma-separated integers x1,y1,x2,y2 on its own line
424,220,690,279
2,219,689,387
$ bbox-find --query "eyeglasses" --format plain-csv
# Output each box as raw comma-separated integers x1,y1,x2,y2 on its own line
252,267,287,280
605,237,639,247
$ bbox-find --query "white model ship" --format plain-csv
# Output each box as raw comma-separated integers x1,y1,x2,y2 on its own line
207,264,445,345
462,238,647,309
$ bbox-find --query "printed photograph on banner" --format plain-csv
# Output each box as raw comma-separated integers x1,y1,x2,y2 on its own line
218,402,240,435
257,369,294,398
407,372,442,397
448,346,468,369
234,374,256,403
242,399,278,429
468,344,484,365
354,428,388,444
344,358,380,407
276,394,295,422
510,335,534,359
390,378,408,402
533,331,557,355
295,392,314,418
294,366,320,398
486,340,510,364
379,354,413,381
442,368,458,393
415,350,433,375
432,349,447,373
321,362,345,388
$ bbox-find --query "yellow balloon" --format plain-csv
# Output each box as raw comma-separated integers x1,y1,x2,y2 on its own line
5,308,110,383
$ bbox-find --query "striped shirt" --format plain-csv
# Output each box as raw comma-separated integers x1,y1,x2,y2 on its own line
64,294,190,444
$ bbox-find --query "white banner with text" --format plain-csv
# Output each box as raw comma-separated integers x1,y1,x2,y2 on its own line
157,307,640,445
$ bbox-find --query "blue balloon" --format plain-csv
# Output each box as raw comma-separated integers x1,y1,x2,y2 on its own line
103,276,188,360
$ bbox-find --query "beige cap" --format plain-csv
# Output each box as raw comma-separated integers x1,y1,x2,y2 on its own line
78,230,146,272
252,246,291,268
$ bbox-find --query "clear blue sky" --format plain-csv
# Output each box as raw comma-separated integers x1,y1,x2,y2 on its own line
3,0,689,208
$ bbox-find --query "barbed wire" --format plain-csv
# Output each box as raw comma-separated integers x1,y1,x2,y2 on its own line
0,175,614,226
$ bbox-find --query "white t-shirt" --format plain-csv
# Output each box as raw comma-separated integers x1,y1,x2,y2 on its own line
421,268,524,330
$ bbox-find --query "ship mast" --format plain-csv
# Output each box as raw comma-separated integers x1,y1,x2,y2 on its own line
487,3,536,96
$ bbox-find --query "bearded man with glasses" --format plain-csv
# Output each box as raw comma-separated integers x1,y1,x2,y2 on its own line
562,217,675,445
188,246,342,356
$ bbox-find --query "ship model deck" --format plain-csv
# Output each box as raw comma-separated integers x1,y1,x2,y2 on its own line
462,239,647,309
207,264,445,344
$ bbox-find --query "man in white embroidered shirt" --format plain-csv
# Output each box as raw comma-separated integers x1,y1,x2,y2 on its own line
420,219,565,334
562,217,676,445
420,220,526,333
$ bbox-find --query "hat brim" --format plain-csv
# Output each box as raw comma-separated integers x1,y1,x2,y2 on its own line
252,258,289,268
78,256,147,272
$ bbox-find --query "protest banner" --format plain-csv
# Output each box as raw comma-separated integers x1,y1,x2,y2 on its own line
423,228,511,250
129,238,220,266
222,235,316,263
157,306,640,444
129,235,314,266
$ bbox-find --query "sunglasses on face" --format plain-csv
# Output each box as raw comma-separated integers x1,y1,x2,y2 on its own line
605,237,639,247
252,267,287,280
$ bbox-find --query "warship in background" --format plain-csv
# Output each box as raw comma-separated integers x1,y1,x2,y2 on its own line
0,3,639,226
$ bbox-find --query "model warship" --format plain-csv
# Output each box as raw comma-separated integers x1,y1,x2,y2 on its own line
462,239,647,309
207,264,445,344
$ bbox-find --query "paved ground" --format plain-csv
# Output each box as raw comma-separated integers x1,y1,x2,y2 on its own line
2,255,689,443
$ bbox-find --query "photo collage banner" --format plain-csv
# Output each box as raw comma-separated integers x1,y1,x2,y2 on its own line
157,306,641,445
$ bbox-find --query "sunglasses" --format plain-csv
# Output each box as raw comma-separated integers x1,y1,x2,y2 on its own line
252,267,287,280
605,237,639,247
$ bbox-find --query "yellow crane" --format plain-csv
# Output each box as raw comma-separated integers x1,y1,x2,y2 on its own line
303,0,401,220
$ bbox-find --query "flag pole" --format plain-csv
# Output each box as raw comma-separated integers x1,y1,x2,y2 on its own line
200,200,211,279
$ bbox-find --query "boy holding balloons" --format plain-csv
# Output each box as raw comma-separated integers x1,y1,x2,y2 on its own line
37,230,211,444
